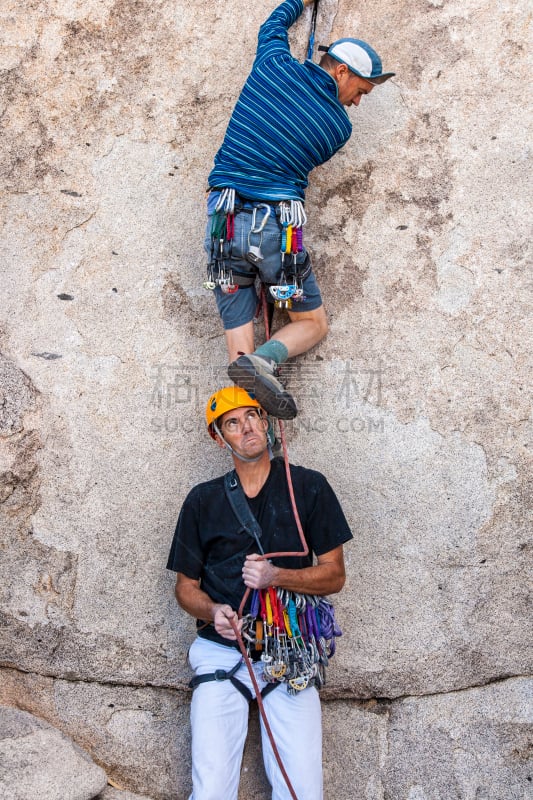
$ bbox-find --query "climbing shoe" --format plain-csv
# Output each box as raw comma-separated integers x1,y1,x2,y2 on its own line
228,354,297,420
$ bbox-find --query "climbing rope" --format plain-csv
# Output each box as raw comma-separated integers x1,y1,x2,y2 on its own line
231,285,310,800
230,614,299,800
306,0,320,61
203,10,328,789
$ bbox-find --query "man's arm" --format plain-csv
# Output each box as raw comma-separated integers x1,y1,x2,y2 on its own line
241,545,346,596
174,573,242,641
256,0,306,63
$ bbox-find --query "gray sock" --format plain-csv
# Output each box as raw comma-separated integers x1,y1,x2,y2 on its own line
254,339,289,365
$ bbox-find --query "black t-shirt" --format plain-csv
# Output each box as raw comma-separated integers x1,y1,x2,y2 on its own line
166,458,353,646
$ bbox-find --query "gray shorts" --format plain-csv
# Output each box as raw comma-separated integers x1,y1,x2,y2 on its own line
204,207,323,331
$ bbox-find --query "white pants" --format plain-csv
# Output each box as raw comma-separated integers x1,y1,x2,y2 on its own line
188,637,323,800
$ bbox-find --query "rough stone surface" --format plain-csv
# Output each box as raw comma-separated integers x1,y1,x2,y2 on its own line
0,0,531,797
382,678,533,800
1,670,531,799
96,788,154,800
0,670,190,798
0,705,107,800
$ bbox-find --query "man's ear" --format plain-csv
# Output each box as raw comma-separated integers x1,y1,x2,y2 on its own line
214,433,226,449
334,62,349,80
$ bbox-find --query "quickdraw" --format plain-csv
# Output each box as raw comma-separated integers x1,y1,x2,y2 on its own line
241,589,341,695
204,188,238,294
270,201,307,309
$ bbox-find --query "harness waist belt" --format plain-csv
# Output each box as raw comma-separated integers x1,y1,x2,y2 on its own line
189,658,279,702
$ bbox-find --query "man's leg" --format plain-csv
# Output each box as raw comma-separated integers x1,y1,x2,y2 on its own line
260,685,323,800
227,305,328,419
227,255,327,419
225,321,255,363
224,305,328,362
270,305,328,358
188,639,250,800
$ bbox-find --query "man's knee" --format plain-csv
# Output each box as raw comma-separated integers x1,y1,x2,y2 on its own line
315,308,328,339
303,306,329,340
289,306,328,333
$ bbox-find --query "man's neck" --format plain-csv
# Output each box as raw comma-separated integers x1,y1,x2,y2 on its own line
232,451,272,498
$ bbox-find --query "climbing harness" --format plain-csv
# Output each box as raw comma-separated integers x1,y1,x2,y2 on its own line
189,657,279,703
191,590,341,707
203,191,310,312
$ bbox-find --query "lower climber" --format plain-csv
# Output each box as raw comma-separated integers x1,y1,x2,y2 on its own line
167,386,353,799
203,0,395,418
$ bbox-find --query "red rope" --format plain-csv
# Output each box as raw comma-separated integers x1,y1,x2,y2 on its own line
261,283,308,557
230,617,299,800
233,285,311,800
238,288,308,617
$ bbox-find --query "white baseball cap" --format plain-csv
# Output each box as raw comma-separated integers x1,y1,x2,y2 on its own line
319,38,395,85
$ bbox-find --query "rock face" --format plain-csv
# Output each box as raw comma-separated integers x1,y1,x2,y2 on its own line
0,706,107,800
96,788,154,800
0,0,531,798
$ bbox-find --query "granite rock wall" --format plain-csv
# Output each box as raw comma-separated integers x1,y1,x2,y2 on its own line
1,0,531,797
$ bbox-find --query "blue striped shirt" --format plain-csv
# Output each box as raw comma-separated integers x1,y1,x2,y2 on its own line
207,0,352,202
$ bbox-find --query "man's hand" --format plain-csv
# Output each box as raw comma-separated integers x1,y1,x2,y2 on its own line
213,604,242,640
242,553,277,590
174,575,244,641
242,546,346,596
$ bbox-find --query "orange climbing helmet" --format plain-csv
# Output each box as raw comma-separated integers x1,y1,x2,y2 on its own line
205,386,261,439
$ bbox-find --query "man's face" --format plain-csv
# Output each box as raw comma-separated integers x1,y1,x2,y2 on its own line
217,406,268,458
336,67,374,107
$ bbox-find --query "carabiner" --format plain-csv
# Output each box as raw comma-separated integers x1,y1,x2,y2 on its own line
250,204,271,234
214,187,236,214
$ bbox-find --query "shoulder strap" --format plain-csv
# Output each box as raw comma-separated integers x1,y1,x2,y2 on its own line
224,471,265,556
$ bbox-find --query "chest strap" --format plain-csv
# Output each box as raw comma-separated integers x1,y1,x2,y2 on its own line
224,471,265,555
189,659,279,702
